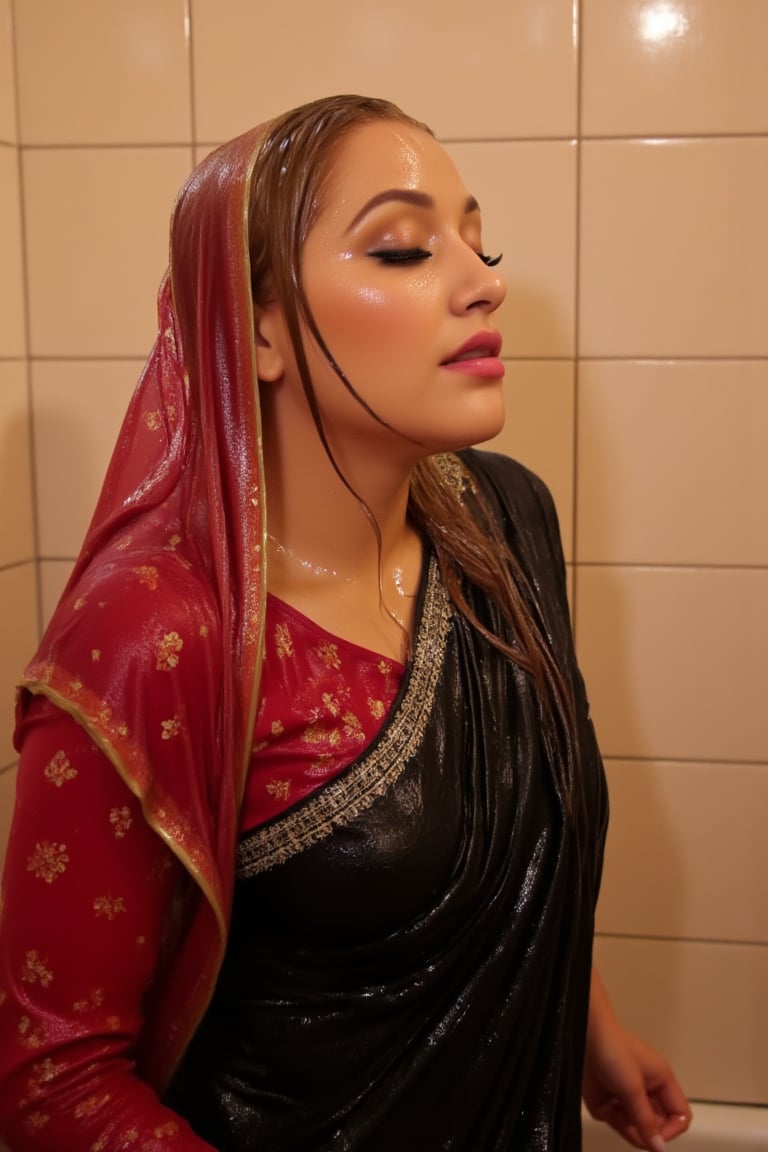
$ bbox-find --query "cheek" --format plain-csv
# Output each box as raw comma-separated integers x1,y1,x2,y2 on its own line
312,281,433,360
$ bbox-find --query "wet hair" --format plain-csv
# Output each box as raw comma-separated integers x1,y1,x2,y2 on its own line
247,95,579,808
248,95,424,451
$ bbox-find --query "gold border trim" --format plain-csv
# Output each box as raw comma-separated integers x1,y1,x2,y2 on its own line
15,680,227,941
237,556,452,877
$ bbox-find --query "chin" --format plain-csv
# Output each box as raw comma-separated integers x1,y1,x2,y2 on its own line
456,410,507,452
425,397,507,455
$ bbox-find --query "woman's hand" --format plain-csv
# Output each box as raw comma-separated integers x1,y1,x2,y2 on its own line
583,969,692,1150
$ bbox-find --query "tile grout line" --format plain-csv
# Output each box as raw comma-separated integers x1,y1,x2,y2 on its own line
9,0,43,642
571,0,584,644
14,132,768,151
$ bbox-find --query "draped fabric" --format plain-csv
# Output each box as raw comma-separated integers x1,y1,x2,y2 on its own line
6,100,609,1147
12,126,271,1090
167,451,609,1152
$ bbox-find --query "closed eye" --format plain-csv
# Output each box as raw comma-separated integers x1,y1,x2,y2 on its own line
368,247,502,267
368,247,433,264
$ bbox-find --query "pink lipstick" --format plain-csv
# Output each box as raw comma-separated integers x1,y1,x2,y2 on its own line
440,331,504,379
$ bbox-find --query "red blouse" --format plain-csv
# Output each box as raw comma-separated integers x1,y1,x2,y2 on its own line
243,595,403,831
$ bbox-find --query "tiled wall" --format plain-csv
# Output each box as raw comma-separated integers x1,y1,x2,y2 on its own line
1,0,766,1113
0,0,37,853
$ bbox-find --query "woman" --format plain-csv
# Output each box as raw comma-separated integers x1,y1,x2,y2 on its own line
0,95,690,1151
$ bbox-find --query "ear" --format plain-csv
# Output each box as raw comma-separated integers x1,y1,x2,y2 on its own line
254,301,288,383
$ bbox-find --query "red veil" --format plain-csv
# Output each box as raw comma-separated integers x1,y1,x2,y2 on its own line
16,127,269,1089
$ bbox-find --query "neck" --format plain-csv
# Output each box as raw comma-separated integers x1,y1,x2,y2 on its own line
259,389,425,663
261,394,419,582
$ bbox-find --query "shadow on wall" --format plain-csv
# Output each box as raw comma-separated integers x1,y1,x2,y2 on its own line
0,407,37,772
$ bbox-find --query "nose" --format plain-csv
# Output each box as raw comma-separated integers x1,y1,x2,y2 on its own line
450,244,507,316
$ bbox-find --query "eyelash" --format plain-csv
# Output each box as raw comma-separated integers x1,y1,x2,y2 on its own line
369,247,431,264
369,248,503,267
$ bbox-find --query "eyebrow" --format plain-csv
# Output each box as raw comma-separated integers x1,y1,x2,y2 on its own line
345,189,480,233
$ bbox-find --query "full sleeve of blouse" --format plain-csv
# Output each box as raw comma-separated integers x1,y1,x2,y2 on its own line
0,696,216,1151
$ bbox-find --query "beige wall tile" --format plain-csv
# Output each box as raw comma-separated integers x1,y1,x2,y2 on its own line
479,361,574,560
582,0,768,137
0,564,37,768
597,759,768,944
0,763,18,872
0,360,34,566
446,141,577,357
0,145,25,357
194,144,219,168
0,0,15,144
576,566,768,763
23,147,192,357
594,935,768,1105
191,0,577,144
15,0,191,145
579,139,768,357
33,360,141,556
576,359,768,565
40,559,75,628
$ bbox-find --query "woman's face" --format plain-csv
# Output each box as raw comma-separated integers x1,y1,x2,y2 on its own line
277,119,507,460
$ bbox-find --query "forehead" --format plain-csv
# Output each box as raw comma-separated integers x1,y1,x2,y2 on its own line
318,120,473,226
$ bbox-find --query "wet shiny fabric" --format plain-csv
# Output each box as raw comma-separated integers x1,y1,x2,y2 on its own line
167,451,609,1151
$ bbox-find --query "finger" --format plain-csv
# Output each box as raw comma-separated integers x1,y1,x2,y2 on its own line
618,1086,669,1152
658,1109,693,1141
647,1080,693,1139
653,1078,693,1126
591,1100,651,1150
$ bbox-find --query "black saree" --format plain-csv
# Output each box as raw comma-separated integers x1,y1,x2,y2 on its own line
166,451,609,1151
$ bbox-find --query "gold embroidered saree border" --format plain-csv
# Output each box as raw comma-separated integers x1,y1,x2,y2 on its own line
236,555,452,877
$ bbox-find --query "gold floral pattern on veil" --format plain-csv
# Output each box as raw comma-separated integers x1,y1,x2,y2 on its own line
74,1093,111,1119
26,842,69,884
109,807,133,839
93,896,126,921
24,1110,49,1131
155,632,183,671
160,718,181,740
73,988,104,1013
43,750,77,788
153,1120,180,1138
132,566,160,591
18,1014,45,1049
21,950,53,989
26,1057,63,1108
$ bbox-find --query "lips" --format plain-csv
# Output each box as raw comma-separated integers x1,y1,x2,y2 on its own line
440,330,504,379
441,330,503,365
